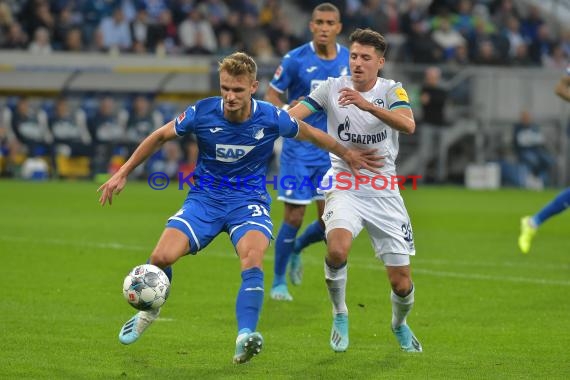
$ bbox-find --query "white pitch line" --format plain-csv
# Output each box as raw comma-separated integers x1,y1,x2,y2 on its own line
319,256,570,286
333,252,570,271
2,235,569,286
0,235,148,251
412,257,570,271
156,318,175,322
411,268,570,286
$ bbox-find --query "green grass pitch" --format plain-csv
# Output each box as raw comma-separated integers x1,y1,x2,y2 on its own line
1,180,569,379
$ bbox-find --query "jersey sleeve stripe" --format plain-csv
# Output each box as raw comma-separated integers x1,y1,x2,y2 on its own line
388,101,411,110
301,97,322,112
173,123,183,136
268,82,285,94
291,122,300,139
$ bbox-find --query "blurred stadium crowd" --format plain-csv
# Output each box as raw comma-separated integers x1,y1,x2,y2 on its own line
0,94,198,179
0,0,567,67
0,0,568,180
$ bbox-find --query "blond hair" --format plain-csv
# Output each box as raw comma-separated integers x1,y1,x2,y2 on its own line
218,52,257,81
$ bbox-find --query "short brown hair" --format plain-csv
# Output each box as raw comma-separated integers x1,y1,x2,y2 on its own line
218,52,257,81
349,28,387,56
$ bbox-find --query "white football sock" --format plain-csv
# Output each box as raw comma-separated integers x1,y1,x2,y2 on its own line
133,308,160,334
324,260,348,315
391,284,414,329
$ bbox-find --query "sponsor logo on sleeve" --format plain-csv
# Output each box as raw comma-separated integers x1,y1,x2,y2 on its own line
273,65,283,80
176,111,186,124
395,88,409,102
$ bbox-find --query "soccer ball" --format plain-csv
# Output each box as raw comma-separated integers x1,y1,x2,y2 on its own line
122,264,170,311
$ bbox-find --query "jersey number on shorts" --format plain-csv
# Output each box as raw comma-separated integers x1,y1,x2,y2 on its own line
248,204,270,217
401,222,413,242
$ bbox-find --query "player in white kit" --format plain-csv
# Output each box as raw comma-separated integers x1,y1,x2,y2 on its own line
287,28,422,353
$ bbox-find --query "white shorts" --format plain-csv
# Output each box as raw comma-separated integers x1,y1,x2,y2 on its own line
322,191,415,264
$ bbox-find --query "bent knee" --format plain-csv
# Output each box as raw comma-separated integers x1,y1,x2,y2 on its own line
326,246,349,266
150,250,177,268
389,277,412,296
284,214,304,228
284,205,306,227
240,248,265,269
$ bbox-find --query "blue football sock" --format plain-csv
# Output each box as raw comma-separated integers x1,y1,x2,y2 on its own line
236,267,264,333
147,259,173,283
162,266,173,283
532,188,570,226
294,220,326,254
273,223,298,287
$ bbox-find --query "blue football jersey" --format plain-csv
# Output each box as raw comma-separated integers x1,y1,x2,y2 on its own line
270,42,349,165
174,97,299,199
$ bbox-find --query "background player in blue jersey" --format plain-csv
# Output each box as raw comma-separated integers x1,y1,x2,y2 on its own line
519,67,570,254
97,52,381,364
265,2,350,301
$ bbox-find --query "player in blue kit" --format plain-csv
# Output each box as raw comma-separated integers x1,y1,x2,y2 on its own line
265,2,349,300
518,67,570,254
97,52,381,364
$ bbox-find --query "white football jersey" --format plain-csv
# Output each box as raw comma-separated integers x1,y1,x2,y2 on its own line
307,76,412,197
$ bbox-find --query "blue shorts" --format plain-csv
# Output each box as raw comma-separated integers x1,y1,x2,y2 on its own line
277,161,330,205
166,193,273,254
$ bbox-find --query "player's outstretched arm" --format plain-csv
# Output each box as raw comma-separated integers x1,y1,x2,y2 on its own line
295,119,384,175
264,86,288,109
338,87,416,134
265,81,308,110
97,121,178,206
287,101,313,120
554,72,570,102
